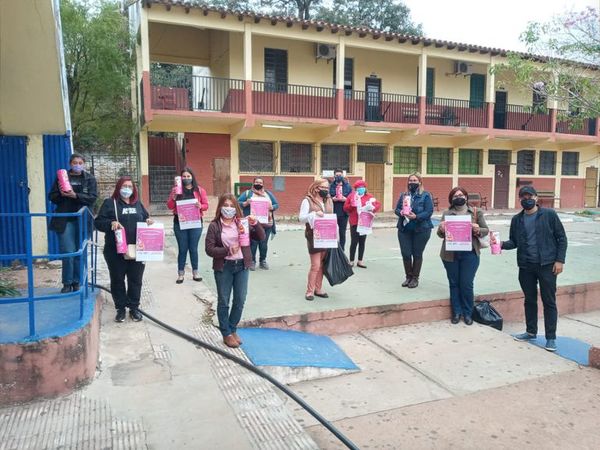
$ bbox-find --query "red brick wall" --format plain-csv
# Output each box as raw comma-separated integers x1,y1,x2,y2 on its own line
393,177,453,210
514,178,555,208
560,178,585,208
184,133,231,196
240,176,315,215
458,177,493,208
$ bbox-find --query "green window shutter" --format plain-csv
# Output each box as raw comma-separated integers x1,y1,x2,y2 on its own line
459,149,482,175
426,68,435,105
427,147,451,174
469,74,485,109
394,147,421,174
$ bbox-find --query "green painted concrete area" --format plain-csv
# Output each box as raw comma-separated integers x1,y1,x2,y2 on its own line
185,217,600,321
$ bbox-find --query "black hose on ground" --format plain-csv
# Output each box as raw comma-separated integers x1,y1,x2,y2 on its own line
92,283,360,450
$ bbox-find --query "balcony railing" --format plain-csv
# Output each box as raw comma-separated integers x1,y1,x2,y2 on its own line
494,103,551,132
150,75,245,113
555,110,597,136
344,91,419,124
425,97,488,128
251,81,336,119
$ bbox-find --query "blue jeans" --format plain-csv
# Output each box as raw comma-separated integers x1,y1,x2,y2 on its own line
251,225,272,263
398,228,431,261
173,220,203,272
58,220,80,285
214,259,249,337
442,251,480,318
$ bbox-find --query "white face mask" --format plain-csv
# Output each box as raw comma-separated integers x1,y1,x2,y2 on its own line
221,206,236,219
120,187,133,199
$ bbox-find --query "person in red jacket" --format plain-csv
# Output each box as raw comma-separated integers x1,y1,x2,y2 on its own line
166,167,209,283
343,180,381,268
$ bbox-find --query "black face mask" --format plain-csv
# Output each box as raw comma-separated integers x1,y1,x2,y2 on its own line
335,176,343,182
182,179,193,186
253,184,263,190
408,183,419,193
452,197,466,207
521,198,536,210
318,189,329,199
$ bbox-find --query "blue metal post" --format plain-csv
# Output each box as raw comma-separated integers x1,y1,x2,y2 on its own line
79,211,84,319
25,215,35,337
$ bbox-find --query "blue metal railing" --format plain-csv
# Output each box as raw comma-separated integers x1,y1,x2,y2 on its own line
0,207,97,338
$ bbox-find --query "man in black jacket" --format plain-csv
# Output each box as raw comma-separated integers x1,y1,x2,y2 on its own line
499,186,567,352
48,153,98,293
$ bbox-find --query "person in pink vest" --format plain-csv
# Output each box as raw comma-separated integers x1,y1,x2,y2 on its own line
343,180,381,268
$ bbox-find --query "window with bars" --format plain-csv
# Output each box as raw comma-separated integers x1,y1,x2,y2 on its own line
561,151,579,176
280,142,313,173
264,48,288,93
333,58,353,93
539,151,556,175
427,147,452,174
488,150,511,165
239,141,274,173
517,150,535,175
459,149,482,175
393,147,421,174
321,144,351,172
357,145,386,163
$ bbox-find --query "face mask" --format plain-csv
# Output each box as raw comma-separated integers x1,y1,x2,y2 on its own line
221,206,237,219
318,189,329,199
335,176,343,182
71,164,84,173
182,178,193,186
521,198,536,210
357,187,366,196
120,187,133,199
253,184,263,191
408,183,419,193
452,197,466,207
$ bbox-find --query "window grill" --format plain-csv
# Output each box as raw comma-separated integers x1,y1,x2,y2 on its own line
458,149,482,175
321,144,351,172
280,142,313,173
393,147,421,174
517,150,535,175
561,152,579,176
488,150,511,165
357,145,386,163
427,147,452,174
239,141,274,173
539,151,556,175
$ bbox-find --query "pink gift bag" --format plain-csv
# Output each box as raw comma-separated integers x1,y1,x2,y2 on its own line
401,195,412,215
174,176,183,195
491,231,502,255
57,169,72,192
115,228,127,254
238,218,250,246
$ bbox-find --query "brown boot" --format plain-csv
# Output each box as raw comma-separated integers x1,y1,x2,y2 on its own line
232,332,243,345
408,258,422,288
402,260,413,287
223,334,240,348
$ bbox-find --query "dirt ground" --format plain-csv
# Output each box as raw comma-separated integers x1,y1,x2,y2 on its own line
0,261,62,292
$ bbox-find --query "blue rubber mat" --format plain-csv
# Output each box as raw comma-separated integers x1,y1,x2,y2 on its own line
518,335,591,366
237,328,359,370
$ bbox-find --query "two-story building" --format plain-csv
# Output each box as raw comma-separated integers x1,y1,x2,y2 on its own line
130,0,600,214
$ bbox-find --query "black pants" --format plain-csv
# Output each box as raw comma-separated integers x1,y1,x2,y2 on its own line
398,228,431,261
349,225,367,261
518,263,558,339
336,214,349,251
104,249,146,311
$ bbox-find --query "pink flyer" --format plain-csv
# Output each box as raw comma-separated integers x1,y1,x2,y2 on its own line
357,211,375,235
176,199,202,230
136,223,165,261
313,214,338,248
444,216,472,251
250,198,270,224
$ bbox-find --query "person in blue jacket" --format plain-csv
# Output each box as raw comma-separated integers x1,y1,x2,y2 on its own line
329,169,352,251
238,177,279,270
394,172,434,288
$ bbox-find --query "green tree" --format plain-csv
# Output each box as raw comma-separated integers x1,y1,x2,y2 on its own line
61,0,134,152
493,7,600,120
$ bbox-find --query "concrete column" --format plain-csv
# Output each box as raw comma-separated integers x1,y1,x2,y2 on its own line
508,150,518,208
243,24,253,115
336,38,346,120
452,147,460,187
140,8,150,72
383,145,394,212
486,64,495,129
417,53,428,97
138,129,150,205
26,135,48,255
230,136,240,188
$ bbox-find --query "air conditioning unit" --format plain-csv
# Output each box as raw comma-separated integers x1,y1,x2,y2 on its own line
316,43,336,60
454,61,474,75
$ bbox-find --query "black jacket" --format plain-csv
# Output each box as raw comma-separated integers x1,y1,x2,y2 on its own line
502,207,567,267
94,197,149,253
48,170,98,233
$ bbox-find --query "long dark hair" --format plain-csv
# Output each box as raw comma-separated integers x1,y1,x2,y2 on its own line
111,176,139,203
177,166,200,200
213,193,243,221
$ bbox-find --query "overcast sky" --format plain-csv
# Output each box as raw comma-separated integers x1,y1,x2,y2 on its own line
403,0,598,52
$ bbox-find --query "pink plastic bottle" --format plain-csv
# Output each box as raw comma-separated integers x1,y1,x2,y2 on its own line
401,195,412,215
335,184,343,199
174,176,183,195
57,169,72,192
238,218,250,246
491,231,502,255
115,228,128,254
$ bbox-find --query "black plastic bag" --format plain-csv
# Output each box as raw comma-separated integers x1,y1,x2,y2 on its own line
472,301,503,331
323,246,354,286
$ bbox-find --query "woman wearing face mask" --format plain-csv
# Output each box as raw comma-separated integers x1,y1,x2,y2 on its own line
48,153,98,293
238,177,279,270
343,180,381,268
95,176,153,323
394,172,434,288
205,194,265,348
299,179,334,301
167,167,209,283
437,187,489,325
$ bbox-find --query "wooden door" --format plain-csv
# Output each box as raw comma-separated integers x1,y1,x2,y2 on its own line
493,164,510,209
213,158,230,197
365,163,385,209
585,166,599,207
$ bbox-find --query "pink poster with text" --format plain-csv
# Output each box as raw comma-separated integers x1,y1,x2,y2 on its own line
176,199,202,230
136,223,165,261
313,214,338,248
444,216,472,251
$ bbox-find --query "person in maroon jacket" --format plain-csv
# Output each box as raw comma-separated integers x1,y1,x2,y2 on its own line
205,193,265,348
167,167,209,283
343,180,381,268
